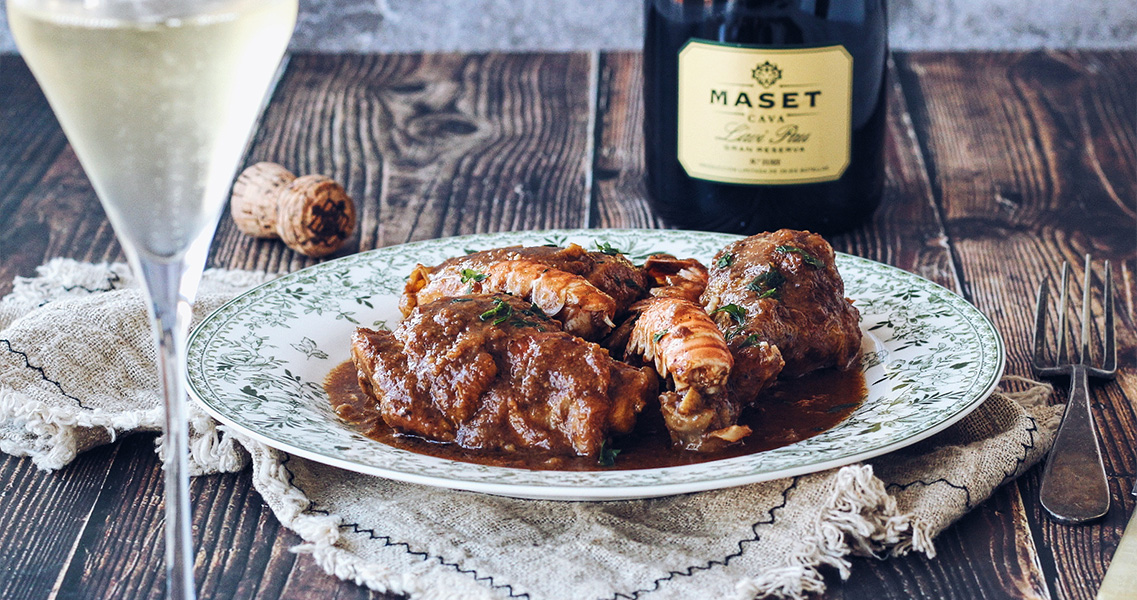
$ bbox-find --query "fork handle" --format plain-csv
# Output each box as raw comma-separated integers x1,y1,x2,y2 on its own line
1039,364,1110,524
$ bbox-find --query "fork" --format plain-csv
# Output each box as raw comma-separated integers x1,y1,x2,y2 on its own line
1033,255,1117,524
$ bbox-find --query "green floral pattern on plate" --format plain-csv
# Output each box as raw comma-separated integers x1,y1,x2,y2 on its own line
186,229,1005,500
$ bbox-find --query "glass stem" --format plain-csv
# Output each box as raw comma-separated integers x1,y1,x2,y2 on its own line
138,256,198,600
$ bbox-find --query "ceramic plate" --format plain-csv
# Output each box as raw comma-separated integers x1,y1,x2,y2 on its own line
187,229,1005,500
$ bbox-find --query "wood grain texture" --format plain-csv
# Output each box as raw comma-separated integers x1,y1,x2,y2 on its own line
52,436,168,600
0,58,105,295
193,473,291,600
895,50,1137,600
0,59,125,274
209,51,596,275
818,54,1047,600
0,57,66,218
0,448,119,600
836,485,1052,600
590,51,666,230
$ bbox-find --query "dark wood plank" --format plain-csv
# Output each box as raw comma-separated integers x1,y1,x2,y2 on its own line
0,57,110,296
362,52,595,243
53,436,168,600
193,472,292,600
836,486,1051,600
826,53,1050,600
209,51,596,276
275,555,376,600
894,49,1137,600
0,447,120,600
47,437,352,600
591,51,665,229
0,57,67,222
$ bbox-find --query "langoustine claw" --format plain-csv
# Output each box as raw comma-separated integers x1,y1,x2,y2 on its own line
642,254,709,302
625,296,750,451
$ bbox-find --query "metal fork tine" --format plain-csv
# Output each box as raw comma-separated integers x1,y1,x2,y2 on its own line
1033,275,1051,369
1034,256,1115,523
1057,262,1070,366
1103,260,1116,373
1080,254,1093,366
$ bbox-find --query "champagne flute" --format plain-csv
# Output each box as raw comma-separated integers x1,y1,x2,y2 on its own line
6,0,297,596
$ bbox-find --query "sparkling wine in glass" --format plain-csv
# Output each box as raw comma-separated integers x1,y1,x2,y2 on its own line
7,0,297,596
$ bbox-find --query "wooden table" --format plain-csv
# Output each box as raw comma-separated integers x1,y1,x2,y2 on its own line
0,50,1133,600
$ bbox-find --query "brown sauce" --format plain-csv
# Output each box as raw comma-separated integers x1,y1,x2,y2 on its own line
326,360,867,471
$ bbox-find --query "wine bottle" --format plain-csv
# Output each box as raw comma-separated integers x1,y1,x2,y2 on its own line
643,0,888,234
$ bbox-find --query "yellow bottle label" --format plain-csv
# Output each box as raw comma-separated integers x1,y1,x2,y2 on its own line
677,41,853,185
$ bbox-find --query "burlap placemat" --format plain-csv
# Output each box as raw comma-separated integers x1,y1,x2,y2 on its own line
0,259,1061,600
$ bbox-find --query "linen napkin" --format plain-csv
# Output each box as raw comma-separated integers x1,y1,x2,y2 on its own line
0,259,1062,600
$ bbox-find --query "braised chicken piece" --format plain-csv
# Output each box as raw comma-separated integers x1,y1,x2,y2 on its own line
351,294,656,458
702,229,860,403
400,243,650,340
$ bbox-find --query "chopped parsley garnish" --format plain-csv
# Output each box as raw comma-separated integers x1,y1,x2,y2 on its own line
510,319,546,330
597,442,621,467
652,330,669,343
518,303,550,322
715,253,735,269
747,268,785,299
460,268,487,283
710,303,747,325
595,241,622,256
478,299,549,329
737,334,762,349
711,304,749,341
478,298,513,325
776,245,824,268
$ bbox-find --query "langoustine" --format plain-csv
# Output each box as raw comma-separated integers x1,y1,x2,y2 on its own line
618,255,753,451
641,254,709,303
400,243,648,315
402,258,618,340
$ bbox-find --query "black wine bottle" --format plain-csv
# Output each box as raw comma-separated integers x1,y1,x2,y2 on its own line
643,0,888,234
